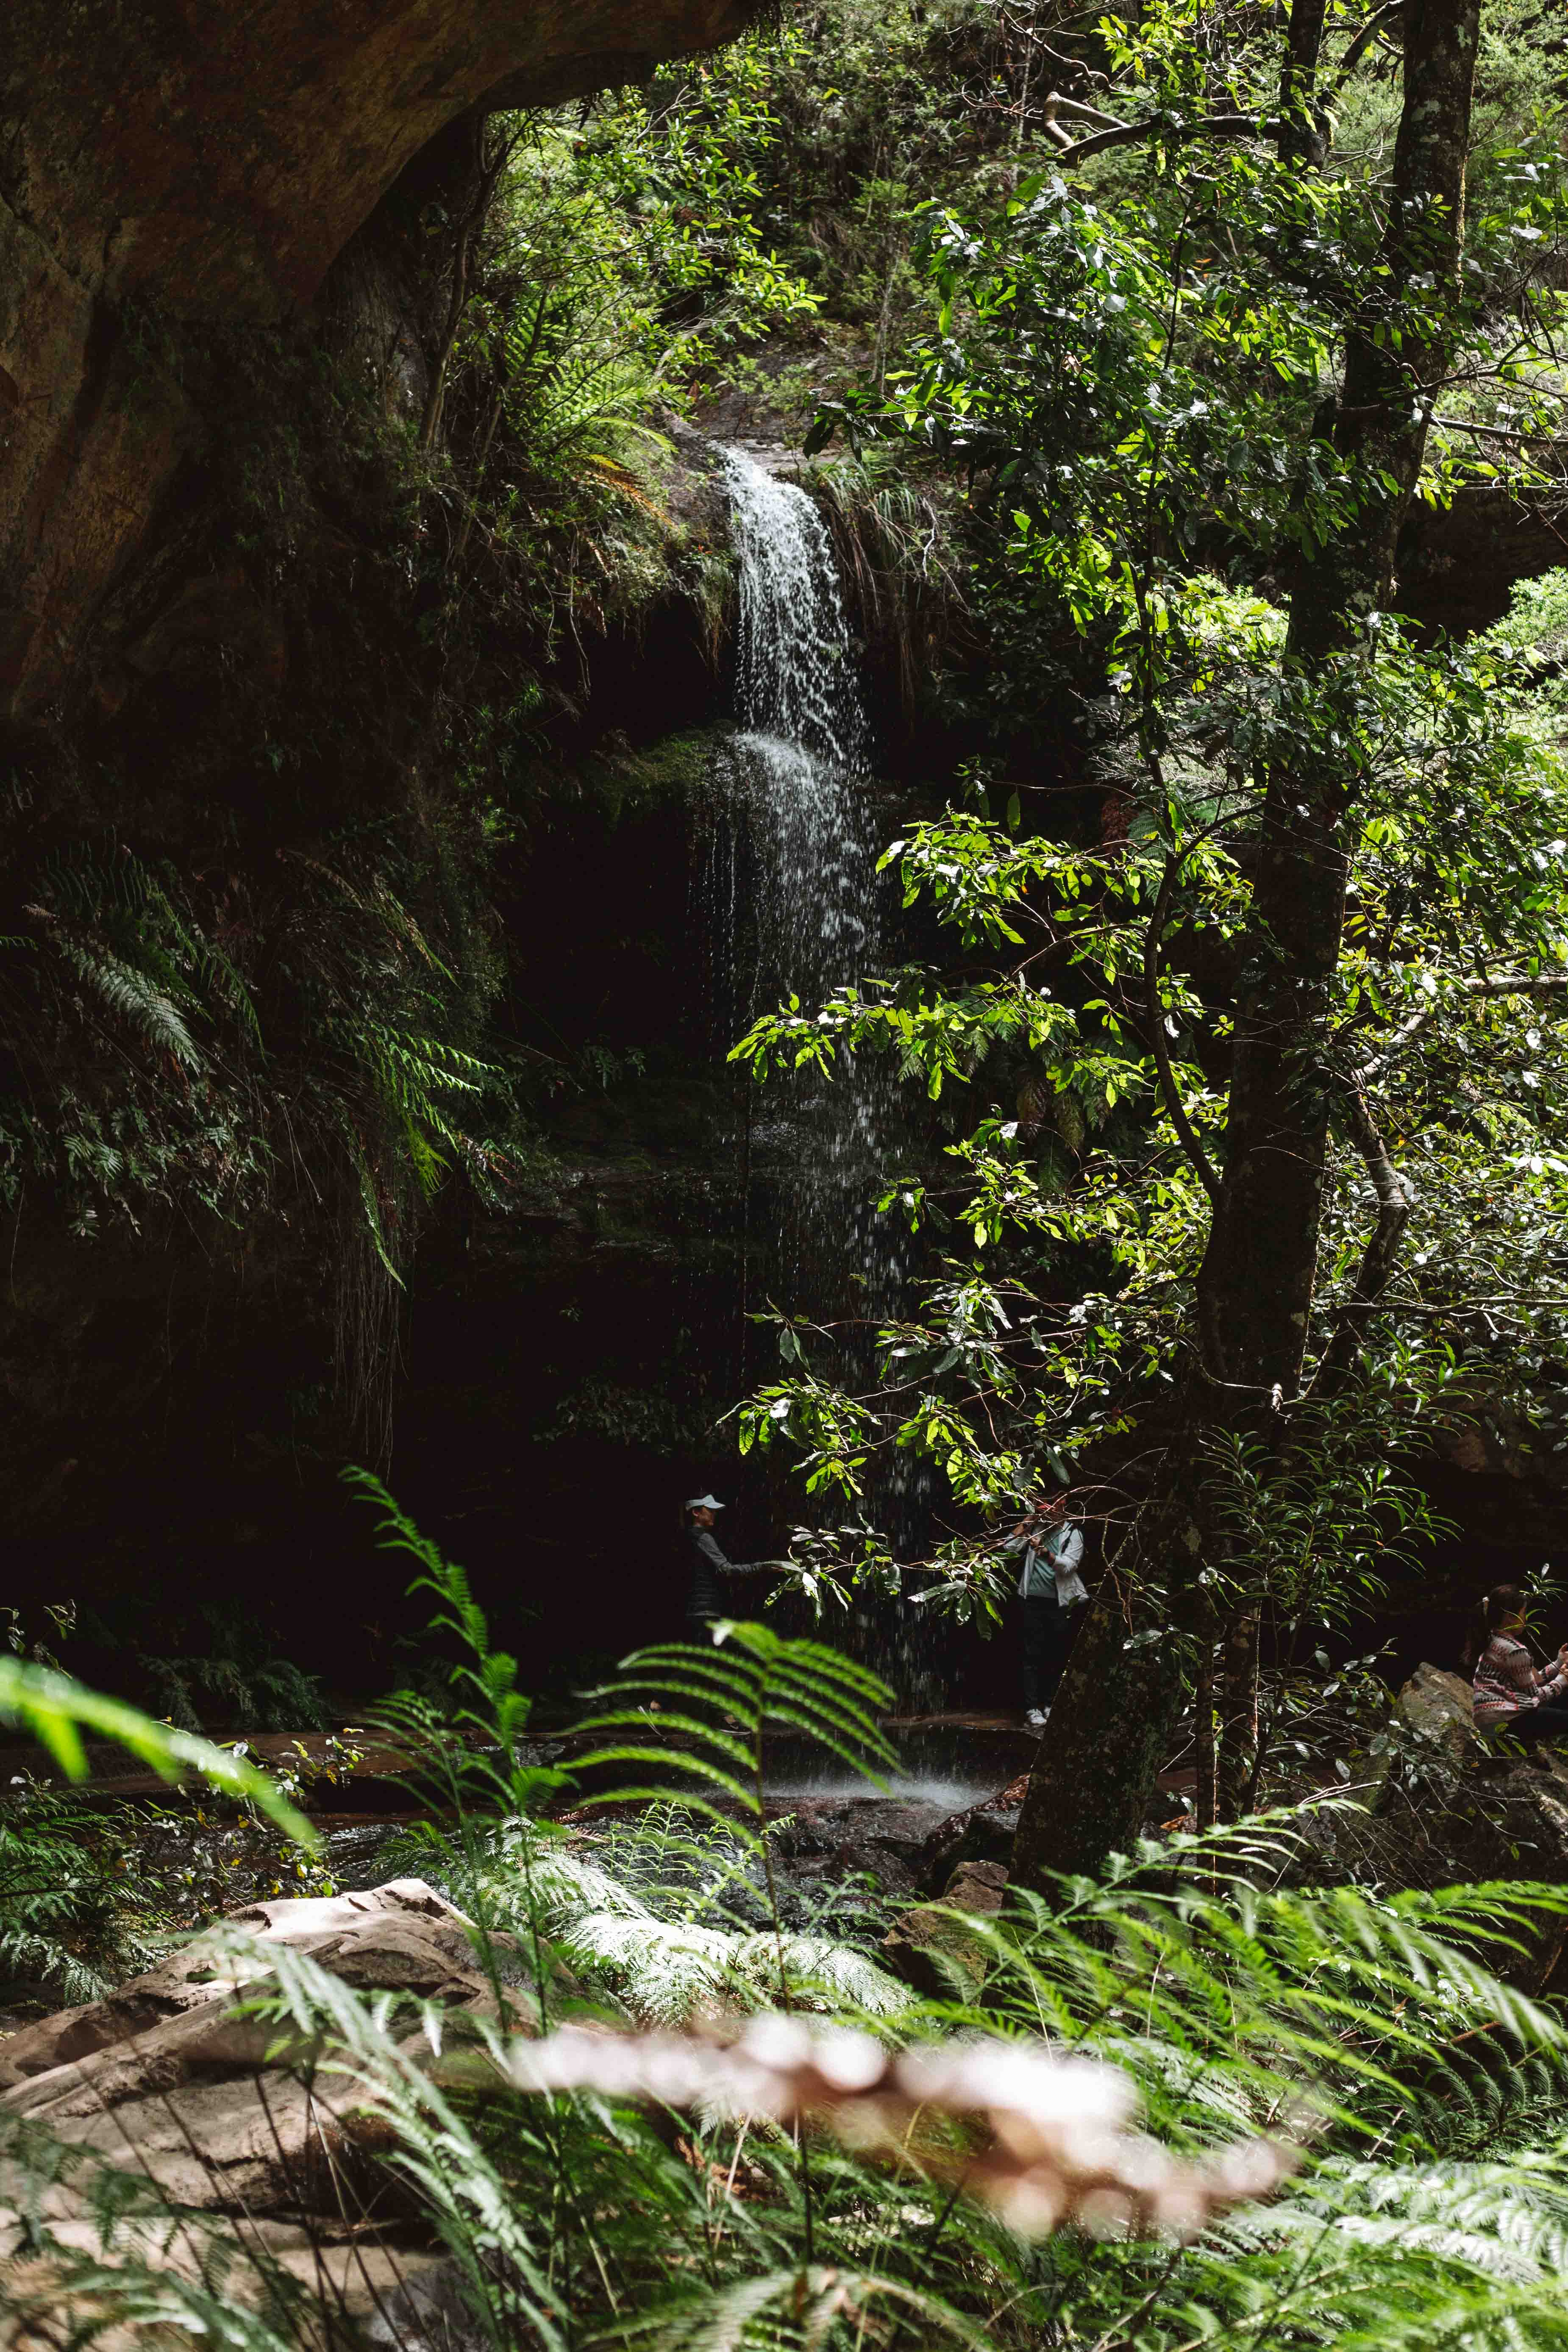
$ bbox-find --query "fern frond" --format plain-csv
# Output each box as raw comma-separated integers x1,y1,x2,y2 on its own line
59,937,204,1070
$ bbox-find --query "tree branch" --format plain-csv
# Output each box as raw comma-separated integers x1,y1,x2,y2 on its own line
1040,96,1281,166
1355,970,1568,1085
1144,855,1223,1207
1432,414,1568,449
1309,1087,1415,1401
1327,0,1405,97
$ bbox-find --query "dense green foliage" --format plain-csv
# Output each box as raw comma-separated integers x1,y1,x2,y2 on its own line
8,8,1568,2335
14,1502,1568,2350
719,0,1568,1697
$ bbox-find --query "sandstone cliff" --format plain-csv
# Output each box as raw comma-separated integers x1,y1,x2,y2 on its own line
0,0,753,711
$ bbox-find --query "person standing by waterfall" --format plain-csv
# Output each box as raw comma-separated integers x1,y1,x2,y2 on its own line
1004,1493,1087,1731
682,1496,784,1629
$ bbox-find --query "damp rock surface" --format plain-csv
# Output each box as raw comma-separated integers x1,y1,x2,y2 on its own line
0,0,757,707
880,1860,1009,2002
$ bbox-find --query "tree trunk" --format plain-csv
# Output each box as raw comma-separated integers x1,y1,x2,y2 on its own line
1215,1609,1259,1821
1012,1552,1176,1885
1193,1599,1218,1834
1012,0,1482,1893
1277,0,1329,165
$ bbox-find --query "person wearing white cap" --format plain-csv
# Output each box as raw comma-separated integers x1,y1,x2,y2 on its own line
683,1495,782,1626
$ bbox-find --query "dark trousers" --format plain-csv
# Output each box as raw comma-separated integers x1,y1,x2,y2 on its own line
1021,1594,1079,1711
1489,1701,1568,1749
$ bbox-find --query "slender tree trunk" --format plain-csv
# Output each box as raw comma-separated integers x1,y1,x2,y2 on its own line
1012,0,1482,1893
1191,0,1481,1400
419,119,516,454
1277,0,1329,164
1193,1600,1218,1834
1014,1548,1176,1881
1216,1608,1259,1821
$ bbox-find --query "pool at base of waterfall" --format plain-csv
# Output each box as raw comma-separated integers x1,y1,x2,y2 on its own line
762,1770,991,1809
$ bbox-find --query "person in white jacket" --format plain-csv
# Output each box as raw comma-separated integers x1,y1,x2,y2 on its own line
1002,1498,1087,1731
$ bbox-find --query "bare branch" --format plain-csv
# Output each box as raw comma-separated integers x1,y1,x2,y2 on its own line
1309,1088,1415,1401
1046,108,1281,167
1145,856,1222,1207
1355,970,1568,1085
1432,414,1568,450
1040,89,1126,133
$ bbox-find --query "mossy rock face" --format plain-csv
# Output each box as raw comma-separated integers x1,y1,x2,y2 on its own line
1396,1663,1476,1767
880,1860,1007,2001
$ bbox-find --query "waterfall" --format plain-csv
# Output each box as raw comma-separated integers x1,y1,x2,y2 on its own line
719,445,877,1023
695,446,936,1699
710,444,901,1326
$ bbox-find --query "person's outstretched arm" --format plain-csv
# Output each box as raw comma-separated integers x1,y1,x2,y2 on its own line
694,1529,780,1578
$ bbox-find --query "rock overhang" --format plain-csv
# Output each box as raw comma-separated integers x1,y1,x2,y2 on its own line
0,0,759,710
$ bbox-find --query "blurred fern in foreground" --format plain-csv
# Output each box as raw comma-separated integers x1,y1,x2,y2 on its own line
12,1491,1568,2352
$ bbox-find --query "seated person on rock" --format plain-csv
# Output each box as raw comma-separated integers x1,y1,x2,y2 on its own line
1466,1583,1568,1747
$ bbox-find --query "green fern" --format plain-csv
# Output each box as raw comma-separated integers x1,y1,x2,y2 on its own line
500,287,663,472
571,1627,897,1829
0,1789,156,2002
18,1499,1568,2352
0,1657,315,1846
143,1818,1568,2352
58,935,204,1070
45,840,261,1057
415,1813,906,2025
139,1603,327,1735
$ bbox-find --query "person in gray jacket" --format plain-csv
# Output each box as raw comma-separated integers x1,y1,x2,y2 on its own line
1003,1496,1087,1730
683,1495,782,1626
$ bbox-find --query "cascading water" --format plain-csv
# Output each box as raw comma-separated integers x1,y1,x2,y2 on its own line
694,445,937,1703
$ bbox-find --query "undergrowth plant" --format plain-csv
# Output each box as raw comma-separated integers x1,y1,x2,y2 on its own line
236,1817,1568,2352
138,1601,329,1736
345,1468,903,2029
0,1654,318,2004
13,1491,1568,2349
0,831,528,1449
0,1780,158,2005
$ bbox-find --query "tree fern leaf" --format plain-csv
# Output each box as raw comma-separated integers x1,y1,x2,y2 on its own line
60,938,204,1070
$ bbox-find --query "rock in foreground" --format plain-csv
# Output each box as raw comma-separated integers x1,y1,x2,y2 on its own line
0,1879,542,2337
881,1860,1009,2001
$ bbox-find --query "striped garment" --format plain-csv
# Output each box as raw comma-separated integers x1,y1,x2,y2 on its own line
1471,1633,1568,1728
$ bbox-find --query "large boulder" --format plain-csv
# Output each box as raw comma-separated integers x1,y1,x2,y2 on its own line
1295,1668,1568,1993
0,1877,500,2089
915,1773,1030,1892
772,1793,974,1901
0,1879,548,2331
1395,1663,1477,1765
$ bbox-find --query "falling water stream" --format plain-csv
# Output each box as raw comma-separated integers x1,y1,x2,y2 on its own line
696,445,937,1702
